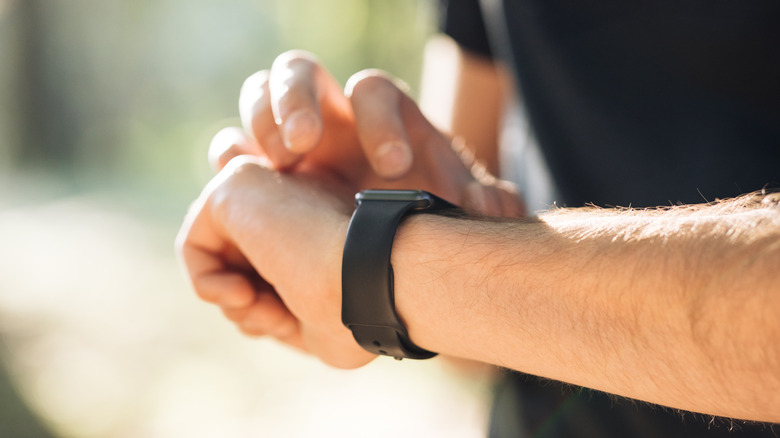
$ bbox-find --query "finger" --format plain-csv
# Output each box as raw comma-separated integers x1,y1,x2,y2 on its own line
193,271,256,308
268,51,326,154
463,180,503,216
178,192,304,351
239,70,300,169
225,294,306,351
463,161,501,215
176,180,253,306
208,127,264,172
219,274,277,318
346,70,414,179
495,181,527,217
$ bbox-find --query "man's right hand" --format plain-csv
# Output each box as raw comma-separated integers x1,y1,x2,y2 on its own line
209,50,525,217
197,50,524,346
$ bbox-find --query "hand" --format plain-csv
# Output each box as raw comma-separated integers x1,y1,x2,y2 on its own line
187,51,524,355
209,50,525,217
176,157,374,368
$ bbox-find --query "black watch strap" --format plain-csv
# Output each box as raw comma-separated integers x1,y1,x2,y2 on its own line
341,190,460,360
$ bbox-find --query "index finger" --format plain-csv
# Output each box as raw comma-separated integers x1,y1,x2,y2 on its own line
345,70,414,180
269,51,323,154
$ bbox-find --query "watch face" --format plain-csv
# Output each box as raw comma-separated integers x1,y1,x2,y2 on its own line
355,190,432,208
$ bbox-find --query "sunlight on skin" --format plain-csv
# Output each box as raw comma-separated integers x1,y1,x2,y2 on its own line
0,194,490,438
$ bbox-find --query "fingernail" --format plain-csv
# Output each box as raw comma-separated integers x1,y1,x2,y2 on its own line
375,141,412,178
282,110,320,153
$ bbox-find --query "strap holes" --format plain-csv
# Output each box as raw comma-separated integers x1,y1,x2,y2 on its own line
372,340,381,347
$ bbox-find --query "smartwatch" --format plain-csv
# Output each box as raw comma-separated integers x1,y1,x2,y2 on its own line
341,190,461,360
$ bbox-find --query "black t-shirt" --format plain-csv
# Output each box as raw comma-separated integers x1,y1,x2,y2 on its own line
440,1,779,437
442,0,780,208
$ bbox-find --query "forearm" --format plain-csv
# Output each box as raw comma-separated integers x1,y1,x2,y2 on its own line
393,193,780,421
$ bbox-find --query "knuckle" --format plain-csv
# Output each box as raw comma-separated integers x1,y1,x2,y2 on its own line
207,157,262,218
224,154,260,174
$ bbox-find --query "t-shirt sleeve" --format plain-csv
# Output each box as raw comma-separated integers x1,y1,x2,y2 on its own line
438,0,494,59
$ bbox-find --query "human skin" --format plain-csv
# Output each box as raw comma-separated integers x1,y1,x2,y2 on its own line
200,43,523,351
177,157,780,421
186,46,522,366
211,50,523,217
177,43,780,421
392,201,780,422
201,45,528,342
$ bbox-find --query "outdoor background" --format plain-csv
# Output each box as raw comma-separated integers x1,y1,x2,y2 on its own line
0,0,493,436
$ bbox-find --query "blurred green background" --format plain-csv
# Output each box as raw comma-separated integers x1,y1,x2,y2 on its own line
0,0,492,437
0,0,435,195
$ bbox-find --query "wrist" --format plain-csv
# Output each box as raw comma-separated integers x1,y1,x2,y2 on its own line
390,215,443,353
391,214,497,360
391,214,565,366
341,190,457,359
